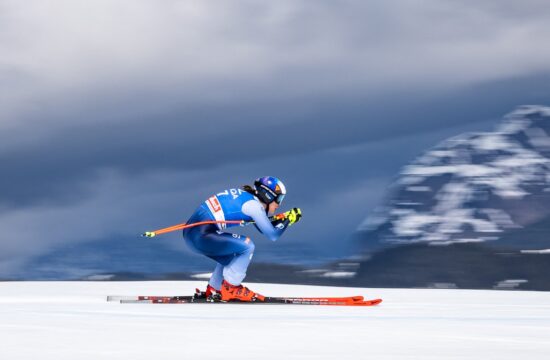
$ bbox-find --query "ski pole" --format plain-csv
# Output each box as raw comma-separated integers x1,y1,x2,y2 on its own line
142,213,286,237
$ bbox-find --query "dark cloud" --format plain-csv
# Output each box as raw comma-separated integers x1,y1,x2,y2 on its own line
2,73,549,209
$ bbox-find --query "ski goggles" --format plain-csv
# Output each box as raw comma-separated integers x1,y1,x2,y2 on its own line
258,183,286,204
264,191,285,204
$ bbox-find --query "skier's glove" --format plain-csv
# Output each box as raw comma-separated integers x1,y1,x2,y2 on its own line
270,218,287,230
285,208,302,226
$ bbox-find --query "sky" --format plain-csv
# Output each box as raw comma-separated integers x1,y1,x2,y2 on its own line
1,0,550,278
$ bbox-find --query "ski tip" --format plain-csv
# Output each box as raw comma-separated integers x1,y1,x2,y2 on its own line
355,298,382,306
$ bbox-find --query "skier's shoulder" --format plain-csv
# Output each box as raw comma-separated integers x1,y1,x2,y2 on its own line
241,195,265,217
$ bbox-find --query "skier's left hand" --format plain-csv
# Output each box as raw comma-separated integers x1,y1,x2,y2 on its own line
285,207,302,226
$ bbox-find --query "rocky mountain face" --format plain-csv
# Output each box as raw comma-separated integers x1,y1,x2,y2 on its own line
353,106,550,290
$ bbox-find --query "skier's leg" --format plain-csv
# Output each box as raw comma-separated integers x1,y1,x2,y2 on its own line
209,263,224,290
222,240,255,286
194,232,262,301
198,231,255,286
183,214,257,299
185,224,254,272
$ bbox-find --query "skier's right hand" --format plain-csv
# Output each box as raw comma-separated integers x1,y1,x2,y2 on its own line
285,208,302,226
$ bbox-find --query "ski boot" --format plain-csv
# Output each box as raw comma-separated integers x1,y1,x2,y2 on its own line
220,280,265,302
205,284,222,302
194,284,222,302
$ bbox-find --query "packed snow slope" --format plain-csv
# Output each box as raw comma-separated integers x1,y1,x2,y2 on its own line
1,281,549,360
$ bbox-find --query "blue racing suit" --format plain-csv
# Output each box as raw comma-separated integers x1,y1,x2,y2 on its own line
183,188,288,288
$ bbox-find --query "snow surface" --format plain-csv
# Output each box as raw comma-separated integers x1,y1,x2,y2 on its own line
1,281,550,360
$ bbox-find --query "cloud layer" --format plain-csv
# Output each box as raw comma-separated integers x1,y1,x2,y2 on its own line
1,0,550,276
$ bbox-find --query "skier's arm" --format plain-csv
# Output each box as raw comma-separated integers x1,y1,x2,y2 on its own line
242,200,287,241
254,211,298,234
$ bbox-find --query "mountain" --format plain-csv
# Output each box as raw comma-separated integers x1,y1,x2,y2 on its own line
353,105,550,290
357,105,550,251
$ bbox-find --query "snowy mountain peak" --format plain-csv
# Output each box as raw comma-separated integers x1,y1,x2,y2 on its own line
499,105,550,133
357,106,550,250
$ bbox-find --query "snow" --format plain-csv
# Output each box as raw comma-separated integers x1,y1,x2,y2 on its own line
1,281,550,360
390,208,499,242
189,272,213,279
406,186,431,192
320,271,356,278
403,164,501,177
472,133,513,151
520,249,550,254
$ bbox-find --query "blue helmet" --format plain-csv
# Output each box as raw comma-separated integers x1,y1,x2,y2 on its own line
254,176,286,205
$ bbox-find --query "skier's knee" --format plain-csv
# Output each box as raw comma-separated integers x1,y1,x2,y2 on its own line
244,237,255,253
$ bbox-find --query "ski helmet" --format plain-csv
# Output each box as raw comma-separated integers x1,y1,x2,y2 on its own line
254,176,286,205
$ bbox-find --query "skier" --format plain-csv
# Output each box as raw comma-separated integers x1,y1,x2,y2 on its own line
183,176,302,302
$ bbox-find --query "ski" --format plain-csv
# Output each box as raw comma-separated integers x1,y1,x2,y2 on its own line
107,294,365,303
107,293,382,306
